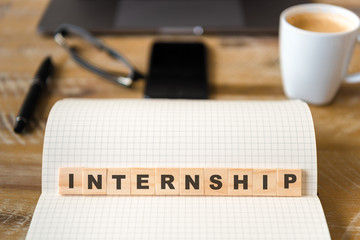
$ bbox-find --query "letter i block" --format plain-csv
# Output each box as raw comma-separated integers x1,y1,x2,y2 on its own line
155,168,179,195
107,168,131,195
131,168,155,195
253,169,277,196
204,168,228,196
228,168,253,196
277,169,302,196
180,168,204,195
59,168,83,195
82,168,107,195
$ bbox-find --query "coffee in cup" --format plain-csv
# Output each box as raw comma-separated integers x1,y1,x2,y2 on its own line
286,12,354,33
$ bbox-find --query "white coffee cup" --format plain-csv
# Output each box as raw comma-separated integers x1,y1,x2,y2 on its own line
280,4,360,105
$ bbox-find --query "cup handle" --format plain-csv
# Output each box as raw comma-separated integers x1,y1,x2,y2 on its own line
345,73,360,83
345,35,360,83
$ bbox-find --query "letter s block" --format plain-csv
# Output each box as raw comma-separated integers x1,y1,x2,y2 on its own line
82,168,107,195
204,168,228,196
277,169,302,196
59,168,83,195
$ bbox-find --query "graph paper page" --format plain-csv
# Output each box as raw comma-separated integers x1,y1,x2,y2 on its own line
27,99,330,239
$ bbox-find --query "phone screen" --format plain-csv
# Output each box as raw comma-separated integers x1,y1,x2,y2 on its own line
145,42,208,99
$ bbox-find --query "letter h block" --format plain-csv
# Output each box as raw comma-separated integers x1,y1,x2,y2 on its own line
228,168,253,196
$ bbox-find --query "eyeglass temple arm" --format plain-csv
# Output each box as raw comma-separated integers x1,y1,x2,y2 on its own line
54,24,144,87
69,47,134,87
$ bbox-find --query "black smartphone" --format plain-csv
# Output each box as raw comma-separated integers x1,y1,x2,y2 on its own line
145,42,208,99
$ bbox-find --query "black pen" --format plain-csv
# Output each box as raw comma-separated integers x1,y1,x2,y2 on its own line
14,56,54,134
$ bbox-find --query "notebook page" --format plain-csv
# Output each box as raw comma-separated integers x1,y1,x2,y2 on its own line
27,195,330,239
42,99,317,195
26,99,331,239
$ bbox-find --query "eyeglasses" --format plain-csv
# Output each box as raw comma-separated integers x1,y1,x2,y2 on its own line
54,24,144,87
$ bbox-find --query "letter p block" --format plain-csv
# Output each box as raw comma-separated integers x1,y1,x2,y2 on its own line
277,169,302,196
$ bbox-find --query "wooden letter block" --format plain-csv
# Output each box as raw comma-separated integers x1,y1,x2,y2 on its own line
131,168,155,195
277,169,302,196
59,167,83,195
180,168,204,195
253,169,277,196
228,168,253,196
156,168,179,195
204,168,228,196
107,168,131,195
82,168,107,195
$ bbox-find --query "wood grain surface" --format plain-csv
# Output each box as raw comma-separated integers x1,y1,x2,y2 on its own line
0,0,360,239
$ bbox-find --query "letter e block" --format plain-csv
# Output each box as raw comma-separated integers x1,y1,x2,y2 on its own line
59,168,83,195
228,168,253,196
156,168,179,195
277,169,302,196
107,168,131,195
131,168,155,195
204,168,228,196
253,169,277,196
180,168,204,196
82,168,107,195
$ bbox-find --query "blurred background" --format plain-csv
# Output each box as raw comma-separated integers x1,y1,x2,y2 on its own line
1,0,360,239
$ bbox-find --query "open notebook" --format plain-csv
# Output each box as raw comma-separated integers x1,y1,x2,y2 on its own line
26,99,330,239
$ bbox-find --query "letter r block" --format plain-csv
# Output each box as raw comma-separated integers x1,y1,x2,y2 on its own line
82,168,107,195
131,168,155,195
155,168,179,195
277,169,302,196
59,167,83,195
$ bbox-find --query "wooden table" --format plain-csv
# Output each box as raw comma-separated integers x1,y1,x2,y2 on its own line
1,0,360,239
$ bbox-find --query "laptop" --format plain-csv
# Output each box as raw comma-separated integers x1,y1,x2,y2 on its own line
38,0,308,35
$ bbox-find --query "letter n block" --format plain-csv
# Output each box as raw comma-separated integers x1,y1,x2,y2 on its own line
204,168,228,196
59,168,83,195
228,168,253,196
82,168,107,195
180,168,204,196
277,169,302,196
131,168,155,195
253,169,277,196
155,168,179,195
107,168,131,195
